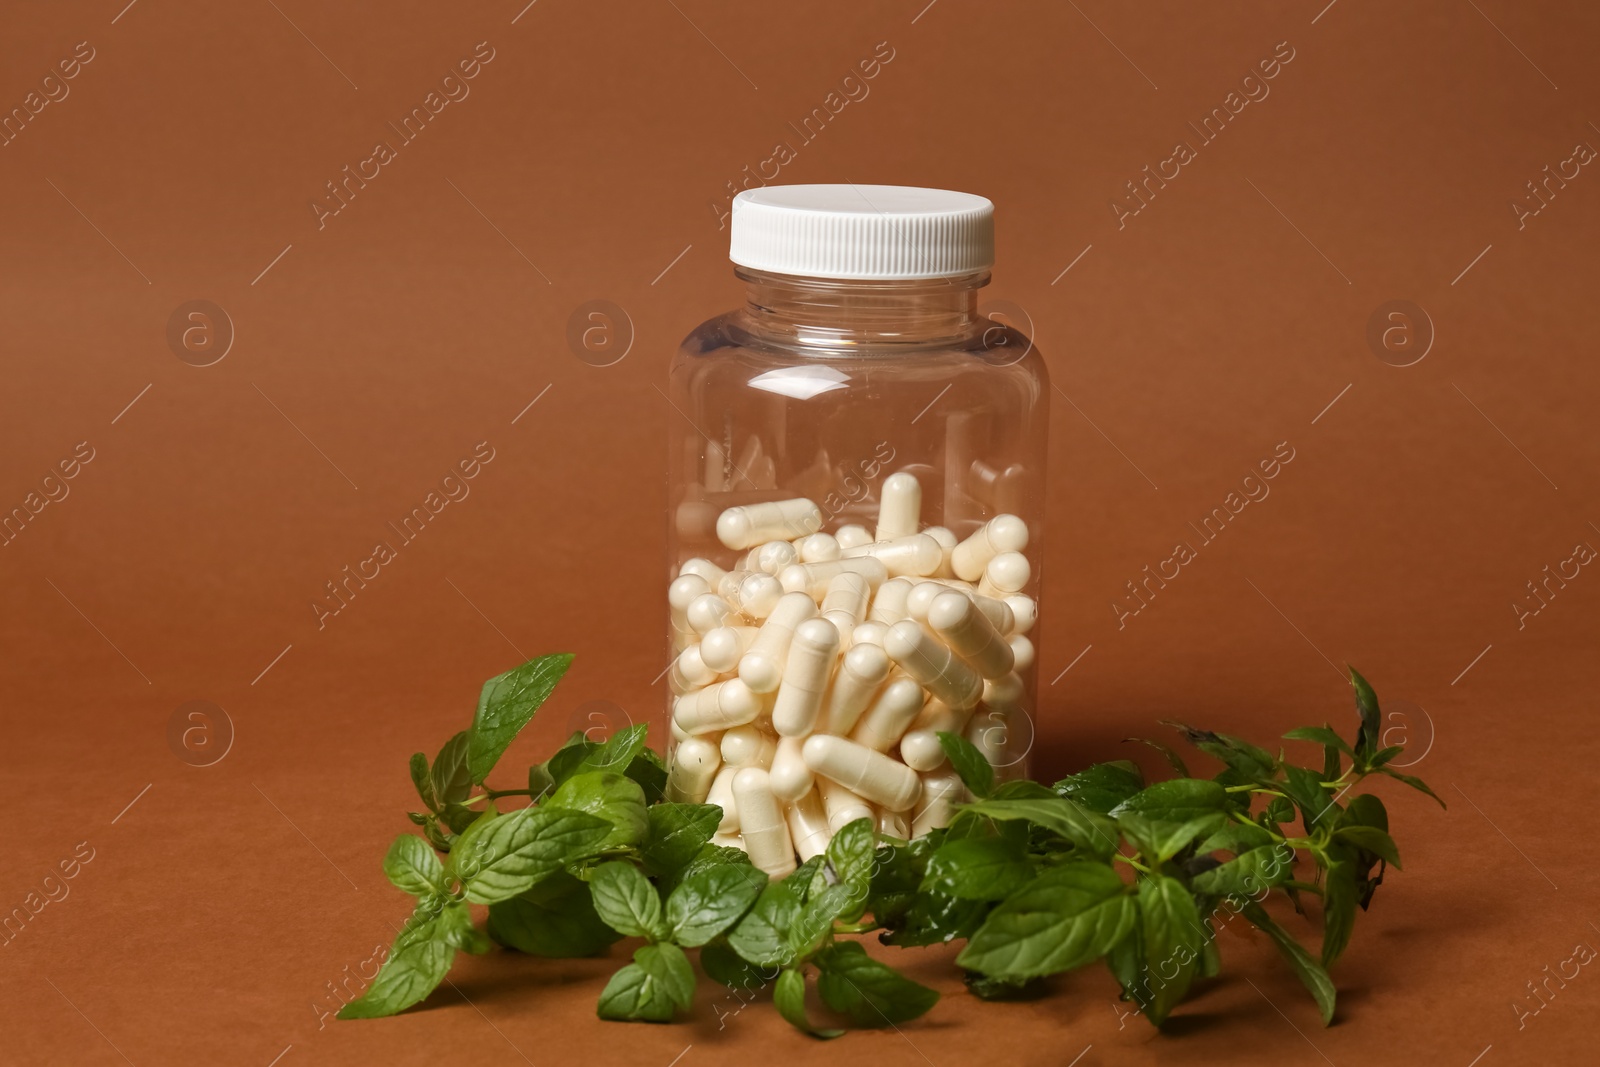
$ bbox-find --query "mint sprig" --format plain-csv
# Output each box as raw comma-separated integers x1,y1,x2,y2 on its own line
343,658,1437,1035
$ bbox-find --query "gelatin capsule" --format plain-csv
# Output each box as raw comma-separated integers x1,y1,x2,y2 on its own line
720,724,776,768
899,698,974,772
952,514,1029,582
922,525,958,577
850,675,926,752
867,576,916,626
928,590,1015,680
668,643,718,695
834,523,873,551
878,807,910,840
1009,633,1035,673
795,531,841,563
911,772,965,835
772,617,841,737
820,571,872,640
884,619,984,711
673,677,762,734
786,788,833,861
751,539,799,575
850,621,889,647
977,550,1031,598
665,736,720,804
768,735,814,803
669,574,711,647
717,499,823,550
701,625,760,673
707,764,740,832
801,734,921,812
778,557,889,599
731,767,797,878
739,591,817,693
875,472,922,541
820,642,891,735
679,558,728,587
841,533,943,578
817,776,875,833
1004,594,1036,635
687,591,734,635
729,572,783,620
982,672,1025,711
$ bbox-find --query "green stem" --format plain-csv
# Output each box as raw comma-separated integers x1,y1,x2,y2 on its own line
1114,854,1152,874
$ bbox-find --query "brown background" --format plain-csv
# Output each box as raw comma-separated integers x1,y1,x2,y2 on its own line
2,1,1596,1064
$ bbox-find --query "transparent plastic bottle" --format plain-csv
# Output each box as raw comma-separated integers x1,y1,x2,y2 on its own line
662,185,1048,875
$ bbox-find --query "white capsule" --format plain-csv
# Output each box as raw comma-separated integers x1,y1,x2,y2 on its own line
922,525,958,577
820,643,890,735
778,558,889,599
729,572,783,619
850,676,927,752
707,765,740,832
717,499,823,550
679,558,728,587
905,580,948,622
701,625,759,673
731,768,797,878
687,591,734,635
786,789,833,861
977,551,1031,598
668,643,718,695
911,772,965,835
752,539,799,575
884,619,984,711
816,776,876,833
670,718,690,744
952,514,1029,582
801,734,922,812
739,592,817,693
772,618,840,737
965,707,1011,768
720,724,776,769
711,829,747,851
878,808,910,840
928,591,1015,680
867,577,915,626
834,523,873,551
665,737,721,804
768,735,814,803
982,672,1026,711
820,571,872,640
668,574,710,647
1004,594,1037,635
875,472,922,541
1010,634,1035,673
673,678,762,734
842,533,943,578
851,621,889,648
795,531,841,563
899,698,974,772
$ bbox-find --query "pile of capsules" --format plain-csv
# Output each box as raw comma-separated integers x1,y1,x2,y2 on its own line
662,472,1037,878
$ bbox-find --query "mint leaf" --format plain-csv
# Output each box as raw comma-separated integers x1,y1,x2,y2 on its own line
640,803,722,876
409,752,438,813
1110,779,1230,862
937,731,994,797
1053,761,1144,814
487,870,620,957
774,966,842,1039
589,861,665,940
548,770,649,850
1163,723,1277,781
576,722,649,775
596,944,693,1022
639,943,695,1012
825,817,877,919
431,731,473,808
1319,844,1359,967
1242,901,1336,1024
1124,736,1190,776
665,863,766,946
337,907,455,1019
699,939,769,992
1191,823,1293,897
922,836,1032,901
1378,765,1446,808
1116,812,1228,864
816,941,939,1026
1280,765,1336,831
960,796,1116,860
956,863,1135,979
1283,725,1353,758
437,899,490,954
468,653,575,782
1348,667,1381,759
382,834,445,897
451,807,611,904
727,881,802,968
1333,826,1401,869
1134,875,1205,1025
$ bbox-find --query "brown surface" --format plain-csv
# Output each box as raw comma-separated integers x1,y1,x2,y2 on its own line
2,1,1597,1064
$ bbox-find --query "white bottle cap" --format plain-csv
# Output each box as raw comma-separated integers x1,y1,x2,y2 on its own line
729,184,994,281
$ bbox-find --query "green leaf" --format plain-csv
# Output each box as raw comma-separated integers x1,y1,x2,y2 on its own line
825,818,877,919
548,771,650,850
816,941,940,1026
963,970,1048,1001
1368,744,1405,769
726,881,801,968
468,653,575,783
1124,736,1190,776
409,752,438,813
1342,793,1388,832
1163,723,1277,781
437,801,480,835
1111,779,1231,862
487,870,621,958
699,939,770,992
1117,812,1228,864
960,796,1117,861
451,807,612,905
1283,725,1354,757
1333,826,1402,870
588,861,664,940
1191,823,1295,897
1135,875,1206,1026
436,899,490,954
640,803,722,876
575,723,649,775
879,889,990,948
1242,901,1336,1025
775,966,842,1039
1319,844,1359,967
382,834,445,897
431,731,473,808
1348,667,1381,759
337,908,455,1019
1053,761,1144,814
1280,765,1337,831
937,731,994,798
624,747,670,805
596,944,693,1022
956,863,1136,979
1378,766,1446,808
790,881,860,958
665,863,766,946
922,836,1033,901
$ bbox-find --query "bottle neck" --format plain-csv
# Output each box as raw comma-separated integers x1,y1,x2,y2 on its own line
736,268,989,352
